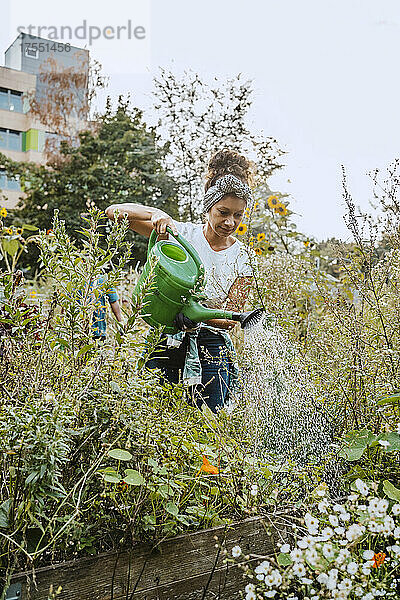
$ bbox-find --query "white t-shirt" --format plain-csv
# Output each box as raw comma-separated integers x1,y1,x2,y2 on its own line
172,221,253,307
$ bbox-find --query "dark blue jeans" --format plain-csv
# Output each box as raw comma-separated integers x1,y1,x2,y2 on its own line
146,328,233,412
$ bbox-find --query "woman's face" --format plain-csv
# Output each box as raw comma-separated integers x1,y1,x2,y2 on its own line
206,195,246,238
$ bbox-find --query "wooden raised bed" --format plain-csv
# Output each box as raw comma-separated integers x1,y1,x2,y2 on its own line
7,515,289,600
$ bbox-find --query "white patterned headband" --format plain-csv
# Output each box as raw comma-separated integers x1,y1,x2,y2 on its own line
203,174,254,213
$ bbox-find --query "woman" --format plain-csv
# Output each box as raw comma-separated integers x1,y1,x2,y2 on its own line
106,149,255,411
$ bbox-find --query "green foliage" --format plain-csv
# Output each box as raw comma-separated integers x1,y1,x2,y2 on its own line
1,98,178,270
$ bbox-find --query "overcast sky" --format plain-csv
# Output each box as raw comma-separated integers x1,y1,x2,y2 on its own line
2,0,399,241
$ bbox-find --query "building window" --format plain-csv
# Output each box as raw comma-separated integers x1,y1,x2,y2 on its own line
0,88,23,113
0,169,21,191
25,46,38,59
0,128,22,151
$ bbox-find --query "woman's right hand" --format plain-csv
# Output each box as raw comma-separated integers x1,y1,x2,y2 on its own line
151,211,178,236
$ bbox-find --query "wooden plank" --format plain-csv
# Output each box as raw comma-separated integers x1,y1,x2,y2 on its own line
10,515,289,600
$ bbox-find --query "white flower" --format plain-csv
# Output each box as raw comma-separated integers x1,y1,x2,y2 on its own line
363,549,375,560
354,587,364,597
250,484,258,497
362,564,371,575
315,482,328,497
394,526,400,538
382,515,395,535
376,498,389,516
317,572,329,585
347,561,358,575
270,570,282,586
264,592,277,598
305,513,319,534
44,391,55,402
378,440,390,448
255,561,270,575
292,562,306,577
318,499,329,513
264,573,277,587
339,511,350,522
298,535,315,549
362,594,373,600
256,572,264,581
245,591,256,600
321,526,334,539
305,547,318,565
232,545,241,558
329,515,339,527
390,544,400,556
348,493,359,502
280,543,290,553
335,549,350,565
335,526,346,536
323,543,335,559
338,578,353,591
354,478,369,496
290,548,303,562
392,504,400,516
346,523,365,542
245,583,255,594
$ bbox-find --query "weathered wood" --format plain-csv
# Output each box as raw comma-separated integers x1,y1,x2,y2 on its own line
10,515,289,600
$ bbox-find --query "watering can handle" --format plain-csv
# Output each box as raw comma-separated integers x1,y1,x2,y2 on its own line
147,226,205,280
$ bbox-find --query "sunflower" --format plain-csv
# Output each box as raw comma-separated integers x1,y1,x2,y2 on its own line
254,202,259,210
0,207,7,218
254,247,262,255
5,227,13,235
257,232,266,241
303,240,310,248
236,223,247,235
274,203,288,216
16,227,23,235
267,195,279,209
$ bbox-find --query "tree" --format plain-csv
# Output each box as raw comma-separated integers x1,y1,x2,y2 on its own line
1,98,178,269
153,69,285,221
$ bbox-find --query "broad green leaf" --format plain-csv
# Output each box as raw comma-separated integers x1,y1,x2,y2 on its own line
339,446,366,461
22,224,38,231
103,473,121,484
383,480,400,502
123,469,144,486
378,432,400,452
108,448,133,461
2,238,20,257
277,553,292,566
166,501,179,516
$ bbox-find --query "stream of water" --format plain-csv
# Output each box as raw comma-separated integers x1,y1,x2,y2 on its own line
240,315,333,468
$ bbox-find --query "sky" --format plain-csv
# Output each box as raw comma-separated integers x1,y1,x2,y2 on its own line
1,0,400,242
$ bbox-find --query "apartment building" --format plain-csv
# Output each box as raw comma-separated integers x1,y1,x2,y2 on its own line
0,33,89,208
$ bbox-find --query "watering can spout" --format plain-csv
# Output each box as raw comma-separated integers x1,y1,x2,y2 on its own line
182,298,266,330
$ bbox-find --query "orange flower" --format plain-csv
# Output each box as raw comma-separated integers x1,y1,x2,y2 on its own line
46,228,53,235
372,552,385,568
200,455,219,475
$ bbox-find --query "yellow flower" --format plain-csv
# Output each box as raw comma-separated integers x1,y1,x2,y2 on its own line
0,207,7,218
254,202,259,209
236,223,247,235
5,227,13,235
274,203,288,216
303,240,310,248
257,232,266,241
30,290,37,298
244,209,250,218
16,227,23,235
254,248,262,255
267,195,279,209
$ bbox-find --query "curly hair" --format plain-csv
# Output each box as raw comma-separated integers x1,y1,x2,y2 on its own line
205,149,255,191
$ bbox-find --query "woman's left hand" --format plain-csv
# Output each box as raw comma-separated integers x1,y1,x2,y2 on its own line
205,318,236,331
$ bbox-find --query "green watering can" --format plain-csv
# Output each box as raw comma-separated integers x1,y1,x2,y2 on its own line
133,226,264,334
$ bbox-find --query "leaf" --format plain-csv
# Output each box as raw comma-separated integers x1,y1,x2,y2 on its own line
76,344,94,357
377,393,400,406
2,238,20,257
277,552,292,566
383,480,400,502
108,448,133,461
0,499,10,528
338,429,377,461
22,224,38,231
165,501,179,517
103,472,121,483
379,432,400,452
123,469,144,486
